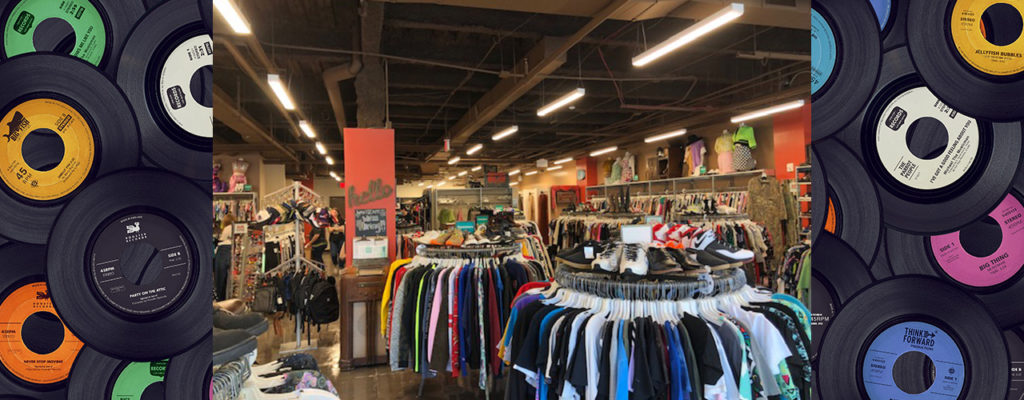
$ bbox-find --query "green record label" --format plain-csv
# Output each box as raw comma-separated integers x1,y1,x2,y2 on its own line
3,0,106,65
111,360,167,400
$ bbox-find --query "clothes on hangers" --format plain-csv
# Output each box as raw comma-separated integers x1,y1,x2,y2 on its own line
548,215,641,252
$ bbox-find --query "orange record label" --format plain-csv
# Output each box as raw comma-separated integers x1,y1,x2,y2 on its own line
0,98,94,201
825,198,837,234
0,282,83,385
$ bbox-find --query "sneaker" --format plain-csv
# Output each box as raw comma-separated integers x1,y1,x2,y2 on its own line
592,243,623,272
446,229,465,246
430,230,452,246
214,309,269,336
647,247,683,275
691,230,754,264
652,224,669,246
463,234,478,246
417,231,441,245
556,240,603,269
682,248,735,269
213,328,257,365
619,244,648,276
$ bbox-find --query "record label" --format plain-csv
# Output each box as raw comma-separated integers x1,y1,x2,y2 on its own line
89,212,193,316
811,9,837,95
0,282,82,385
111,360,167,399
875,86,979,191
869,0,892,29
810,275,835,358
2,0,106,66
0,98,94,201
929,194,1024,287
863,321,965,399
159,34,212,138
951,0,1024,76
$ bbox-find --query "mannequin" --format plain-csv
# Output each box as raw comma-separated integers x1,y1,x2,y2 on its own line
213,162,228,192
716,129,734,173
732,123,757,171
230,158,250,192
610,156,623,183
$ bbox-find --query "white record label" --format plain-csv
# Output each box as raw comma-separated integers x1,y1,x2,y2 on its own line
159,34,212,138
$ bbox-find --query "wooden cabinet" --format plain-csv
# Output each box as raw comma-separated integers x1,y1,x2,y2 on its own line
339,268,388,370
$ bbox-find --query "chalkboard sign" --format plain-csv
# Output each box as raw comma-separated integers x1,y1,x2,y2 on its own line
354,208,387,237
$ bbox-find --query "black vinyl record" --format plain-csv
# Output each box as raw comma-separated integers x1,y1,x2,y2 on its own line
855,46,1022,234
811,0,881,140
907,0,1024,121
165,334,211,400
46,169,211,360
0,243,76,399
0,54,139,244
810,232,874,362
117,0,211,182
67,348,169,399
878,0,909,50
0,0,144,76
887,184,1024,328
809,148,826,243
818,276,1008,399
1006,327,1024,400
815,137,883,265
198,0,212,33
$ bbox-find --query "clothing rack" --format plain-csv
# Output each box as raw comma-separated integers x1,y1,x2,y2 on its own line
553,266,748,300
416,244,521,258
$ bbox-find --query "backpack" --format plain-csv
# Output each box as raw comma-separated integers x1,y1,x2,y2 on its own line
251,285,278,314
307,276,339,325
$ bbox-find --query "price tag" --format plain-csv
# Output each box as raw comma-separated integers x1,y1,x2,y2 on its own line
584,246,595,259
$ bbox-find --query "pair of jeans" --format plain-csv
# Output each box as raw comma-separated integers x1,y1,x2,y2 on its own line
329,241,343,267
214,244,232,301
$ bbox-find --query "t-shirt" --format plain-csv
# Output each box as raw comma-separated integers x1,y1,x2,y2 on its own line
309,226,327,248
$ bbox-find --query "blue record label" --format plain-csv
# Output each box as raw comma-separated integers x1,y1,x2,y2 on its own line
811,9,837,95
869,0,892,29
863,321,965,399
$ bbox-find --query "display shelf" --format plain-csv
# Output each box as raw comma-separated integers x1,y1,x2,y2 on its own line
584,169,764,200
428,187,515,229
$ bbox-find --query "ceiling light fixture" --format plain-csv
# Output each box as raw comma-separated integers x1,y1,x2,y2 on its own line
632,3,744,67
491,125,519,141
509,169,521,176
418,182,424,187
471,166,482,172
510,182,519,186
266,74,295,110
590,146,618,157
448,156,461,165
325,156,334,165
730,99,805,123
437,181,446,187
547,165,563,171
553,157,573,165
466,144,483,155
458,171,468,177
537,88,585,117
299,120,316,138
213,0,251,34
644,128,688,143
315,142,326,155
427,185,433,189
525,170,538,176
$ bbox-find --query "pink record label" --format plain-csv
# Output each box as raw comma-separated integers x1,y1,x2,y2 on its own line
930,195,1024,287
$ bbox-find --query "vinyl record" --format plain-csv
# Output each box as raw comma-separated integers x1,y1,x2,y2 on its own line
815,137,883,265
198,0,211,33
0,54,140,244
67,348,168,400
0,243,81,399
818,276,1008,399
887,187,1024,328
857,46,1022,234
0,0,144,76
907,0,1024,121
810,232,874,361
809,148,826,243
165,335,211,400
811,0,881,140
117,0,211,182
46,169,211,360
1005,327,1024,400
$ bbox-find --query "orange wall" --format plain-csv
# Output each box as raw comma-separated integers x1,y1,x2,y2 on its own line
771,100,811,180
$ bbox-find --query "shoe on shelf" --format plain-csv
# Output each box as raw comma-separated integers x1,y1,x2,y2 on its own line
691,230,754,265
619,244,648,277
446,229,465,246
592,243,623,272
214,309,269,336
430,230,452,246
680,248,734,269
214,299,246,314
463,234,479,246
652,224,670,245
213,328,257,365
556,240,604,269
647,247,683,275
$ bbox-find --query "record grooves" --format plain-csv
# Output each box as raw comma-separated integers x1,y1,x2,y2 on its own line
813,138,882,266
810,232,874,361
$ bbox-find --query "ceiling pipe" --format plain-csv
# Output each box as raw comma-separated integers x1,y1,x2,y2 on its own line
322,59,362,138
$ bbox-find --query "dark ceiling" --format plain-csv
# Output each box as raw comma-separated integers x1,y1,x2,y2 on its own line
213,0,810,182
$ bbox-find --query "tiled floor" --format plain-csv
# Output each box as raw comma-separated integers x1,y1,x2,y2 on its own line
253,259,505,399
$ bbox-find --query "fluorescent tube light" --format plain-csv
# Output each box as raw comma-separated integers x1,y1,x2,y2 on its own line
553,157,573,165
547,165,563,171
537,88,585,117
730,99,805,123
510,182,519,186
525,170,538,176
458,171,468,177
448,176,457,180
427,185,433,189
471,166,482,172
448,156,461,165
590,146,618,157
509,169,521,176
492,125,519,141
325,156,334,165
299,120,316,138
466,144,483,155
437,181,446,187
213,0,251,34
645,129,688,143
418,182,424,187
632,3,744,67
266,74,295,110
315,142,326,155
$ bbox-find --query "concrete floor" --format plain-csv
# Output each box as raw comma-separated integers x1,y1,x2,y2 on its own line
252,257,506,399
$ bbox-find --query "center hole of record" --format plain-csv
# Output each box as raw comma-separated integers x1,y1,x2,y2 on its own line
906,117,948,160
959,215,1003,257
21,128,65,172
981,3,1023,46
32,18,76,55
892,351,936,394
190,66,213,108
21,312,64,355
119,242,163,287
141,381,166,400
